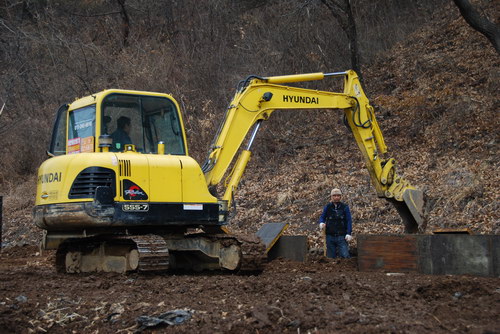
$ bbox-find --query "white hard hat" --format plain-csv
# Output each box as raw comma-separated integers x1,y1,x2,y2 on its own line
331,188,342,196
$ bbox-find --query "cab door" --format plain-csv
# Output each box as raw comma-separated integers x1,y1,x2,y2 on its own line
48,104,68,156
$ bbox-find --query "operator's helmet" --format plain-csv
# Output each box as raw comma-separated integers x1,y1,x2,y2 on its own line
331,188,342,196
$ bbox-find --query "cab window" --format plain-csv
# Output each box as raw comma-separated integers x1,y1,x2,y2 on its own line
102,94,185,155
68,105,96,154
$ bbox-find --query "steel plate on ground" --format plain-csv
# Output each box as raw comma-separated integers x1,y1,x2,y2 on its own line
357,235,418,272
255,222,289,252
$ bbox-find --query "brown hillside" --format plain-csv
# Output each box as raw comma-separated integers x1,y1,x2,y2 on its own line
230,1,500,249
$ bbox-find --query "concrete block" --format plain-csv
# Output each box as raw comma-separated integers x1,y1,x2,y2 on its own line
492,236,500,277
419,235,492,276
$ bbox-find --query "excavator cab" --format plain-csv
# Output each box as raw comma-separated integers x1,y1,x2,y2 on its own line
48,91,186,156
101,94,185,154
38,89,221,218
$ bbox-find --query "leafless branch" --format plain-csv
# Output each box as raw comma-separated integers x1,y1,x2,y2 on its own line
68,11,121,18
0,19,17,34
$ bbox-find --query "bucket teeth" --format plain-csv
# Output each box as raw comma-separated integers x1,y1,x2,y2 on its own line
390,189,426,233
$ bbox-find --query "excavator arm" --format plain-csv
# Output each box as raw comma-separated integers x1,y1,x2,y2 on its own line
202,70,425,233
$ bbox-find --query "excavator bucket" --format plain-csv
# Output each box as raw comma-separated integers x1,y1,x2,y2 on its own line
390,189,426,233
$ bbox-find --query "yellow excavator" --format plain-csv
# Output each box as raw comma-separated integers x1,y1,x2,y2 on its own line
34,70,425,273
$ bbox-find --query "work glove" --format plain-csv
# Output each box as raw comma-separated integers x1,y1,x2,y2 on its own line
345,234,353,242
319,223,325,231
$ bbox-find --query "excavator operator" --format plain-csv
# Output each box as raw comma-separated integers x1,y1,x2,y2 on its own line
111,116,132,151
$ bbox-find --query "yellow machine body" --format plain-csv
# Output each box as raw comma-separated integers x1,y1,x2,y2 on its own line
36,153,216,206
34,89,221,232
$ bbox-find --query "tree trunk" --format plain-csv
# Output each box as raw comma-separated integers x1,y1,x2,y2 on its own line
116,0,130,48
344,0,361,79
453,0,500,54
320,0,362,79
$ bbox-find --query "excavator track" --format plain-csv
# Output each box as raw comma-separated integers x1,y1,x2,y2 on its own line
55,238,130,273
151,232,265,272
54,233,265,273
55,235,169,274
236,234,267,272
129,235,169,272
205,233,266,272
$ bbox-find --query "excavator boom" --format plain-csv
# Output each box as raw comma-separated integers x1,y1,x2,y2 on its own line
203,70,425,233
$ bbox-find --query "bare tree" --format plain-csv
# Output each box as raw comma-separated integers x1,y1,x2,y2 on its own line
453,0,500,54
320,0,361,77
164,2,175,37
116,0,130,47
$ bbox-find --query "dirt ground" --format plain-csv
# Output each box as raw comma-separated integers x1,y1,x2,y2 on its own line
0,246,499,334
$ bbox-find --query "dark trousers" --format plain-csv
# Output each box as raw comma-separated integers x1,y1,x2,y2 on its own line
326,235,350,258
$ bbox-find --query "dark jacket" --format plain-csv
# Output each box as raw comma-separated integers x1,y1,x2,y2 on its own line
111,128,132,151
319,201,352,236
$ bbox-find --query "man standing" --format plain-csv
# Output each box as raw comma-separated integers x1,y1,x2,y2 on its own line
319,188,353,258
